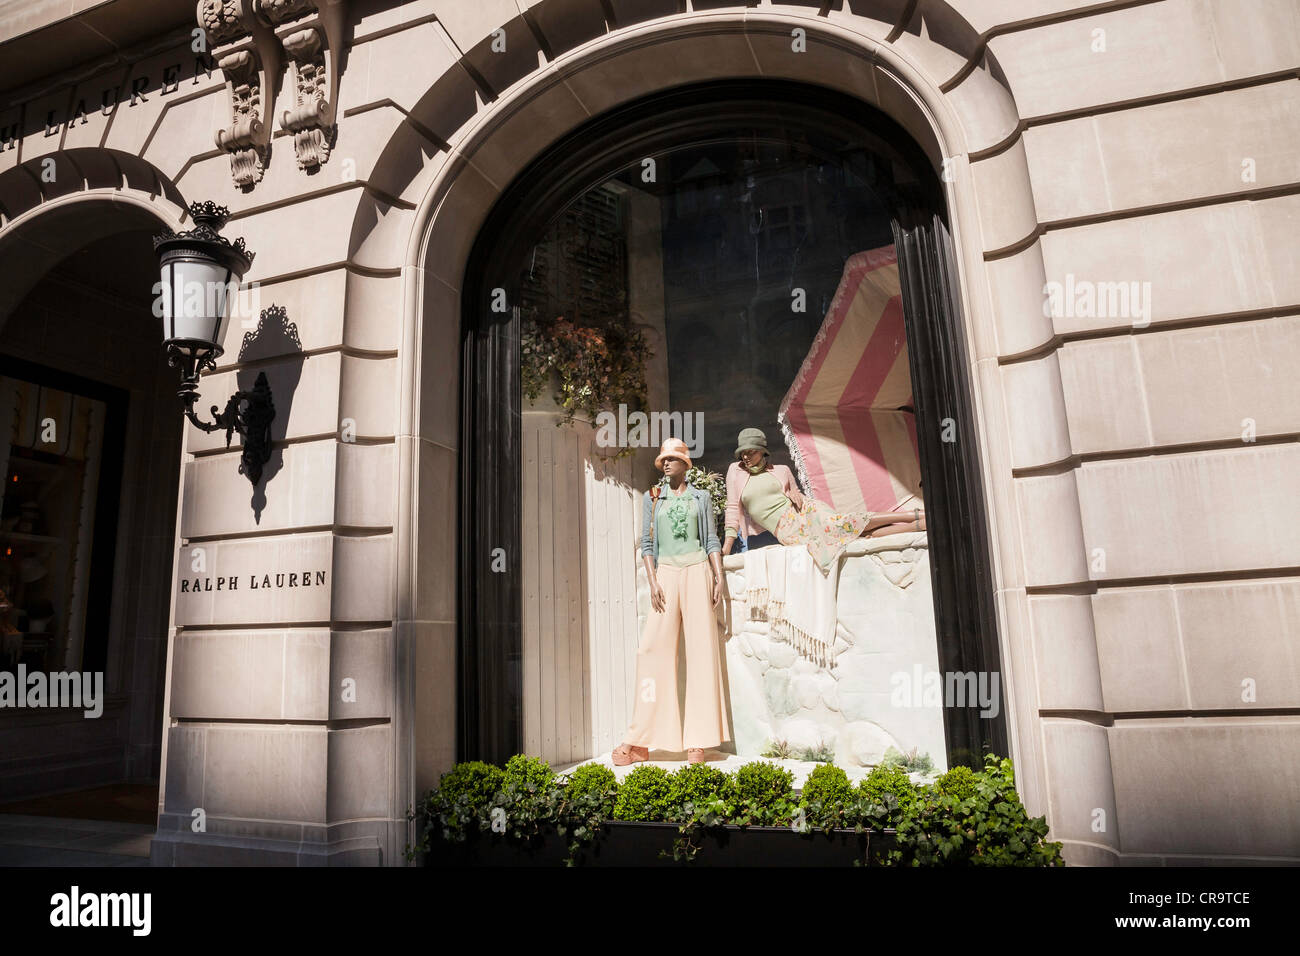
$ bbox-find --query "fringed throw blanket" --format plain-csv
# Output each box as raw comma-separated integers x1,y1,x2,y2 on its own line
742,544,839,668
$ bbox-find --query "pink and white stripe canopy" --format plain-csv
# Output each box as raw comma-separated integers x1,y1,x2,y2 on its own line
778,246,923,516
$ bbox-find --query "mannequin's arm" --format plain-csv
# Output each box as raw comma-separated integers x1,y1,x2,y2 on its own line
643,553,665,612
709,551,724,606
782,467,806,509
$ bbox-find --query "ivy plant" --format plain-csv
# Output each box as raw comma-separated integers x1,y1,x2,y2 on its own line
883,754,1065,867
554,763,619,866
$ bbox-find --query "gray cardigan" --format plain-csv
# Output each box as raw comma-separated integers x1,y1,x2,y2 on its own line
639,481,721,564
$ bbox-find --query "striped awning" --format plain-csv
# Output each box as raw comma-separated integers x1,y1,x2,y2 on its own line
778,246,923,516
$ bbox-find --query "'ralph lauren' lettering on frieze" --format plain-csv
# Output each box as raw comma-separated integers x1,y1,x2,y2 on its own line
173,533,334,626
10,58,214,144
179,570,326,592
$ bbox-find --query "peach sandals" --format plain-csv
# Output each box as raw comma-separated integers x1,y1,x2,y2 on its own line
611,744,707,765
612,743,647,766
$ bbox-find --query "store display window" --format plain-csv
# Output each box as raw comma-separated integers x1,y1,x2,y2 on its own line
455,83,1002,766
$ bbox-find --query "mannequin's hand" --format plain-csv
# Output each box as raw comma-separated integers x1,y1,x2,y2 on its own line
712,573,723,607
650,580,666,613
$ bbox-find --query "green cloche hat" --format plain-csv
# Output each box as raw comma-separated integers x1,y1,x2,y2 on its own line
735,427,769,459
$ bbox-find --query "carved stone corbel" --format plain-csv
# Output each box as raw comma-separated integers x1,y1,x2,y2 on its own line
254,0,346,172
198,0,282,188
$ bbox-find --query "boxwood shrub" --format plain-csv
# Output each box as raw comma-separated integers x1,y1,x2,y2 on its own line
858,764,920,827
503,753,557,793
418,760,503,847
800,763,855,831
611,765,675,821
934,764,979,802
730,760,797,826
563,762,618,806
667,763,733,820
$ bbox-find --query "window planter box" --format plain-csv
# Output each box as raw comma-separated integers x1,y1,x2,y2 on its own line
422,821,897,867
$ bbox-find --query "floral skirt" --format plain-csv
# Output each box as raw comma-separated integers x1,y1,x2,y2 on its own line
774,497,874,572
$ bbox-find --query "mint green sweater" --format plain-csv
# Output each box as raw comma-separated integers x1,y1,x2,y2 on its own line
655,487,706,567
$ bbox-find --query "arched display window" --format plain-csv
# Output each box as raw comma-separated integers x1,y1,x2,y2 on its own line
460,80,1005,773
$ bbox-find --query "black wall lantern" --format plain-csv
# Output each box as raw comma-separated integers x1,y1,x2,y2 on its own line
153,201,275,486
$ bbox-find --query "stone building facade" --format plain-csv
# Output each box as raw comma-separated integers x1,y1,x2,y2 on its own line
0,0,1297,865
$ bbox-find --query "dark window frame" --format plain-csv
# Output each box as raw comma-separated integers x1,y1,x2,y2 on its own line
459,79,1007,768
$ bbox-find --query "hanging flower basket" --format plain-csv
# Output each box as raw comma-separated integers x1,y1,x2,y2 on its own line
521,313,650,455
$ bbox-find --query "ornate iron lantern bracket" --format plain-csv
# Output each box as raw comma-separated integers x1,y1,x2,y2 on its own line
171,350,276,486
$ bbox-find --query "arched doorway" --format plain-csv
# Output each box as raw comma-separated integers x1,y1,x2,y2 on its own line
455,80,1005,771
0,195,184,861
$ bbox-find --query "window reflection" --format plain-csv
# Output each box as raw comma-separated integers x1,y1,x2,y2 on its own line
0,376,107,674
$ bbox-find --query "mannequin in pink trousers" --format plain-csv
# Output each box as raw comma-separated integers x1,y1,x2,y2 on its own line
612,438,730,767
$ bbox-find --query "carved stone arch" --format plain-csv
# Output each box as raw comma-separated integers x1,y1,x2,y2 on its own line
0,156,189,328
0,147,187,225
351,5,1086,826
